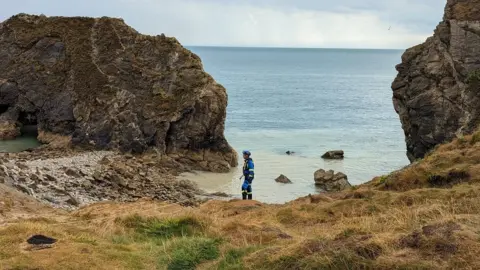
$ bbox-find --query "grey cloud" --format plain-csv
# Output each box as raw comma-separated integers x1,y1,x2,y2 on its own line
0,0,447,48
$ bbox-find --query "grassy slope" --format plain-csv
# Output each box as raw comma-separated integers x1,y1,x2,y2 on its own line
2,131,480,269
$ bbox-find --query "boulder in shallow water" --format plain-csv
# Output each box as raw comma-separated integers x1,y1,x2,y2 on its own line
275,174,292,184
321,150,344,160
314,169,351,191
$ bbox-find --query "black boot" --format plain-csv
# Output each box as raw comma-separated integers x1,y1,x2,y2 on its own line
242,193,247,200
248,194,252,200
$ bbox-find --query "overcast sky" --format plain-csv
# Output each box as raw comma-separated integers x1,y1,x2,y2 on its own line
0,0,446,49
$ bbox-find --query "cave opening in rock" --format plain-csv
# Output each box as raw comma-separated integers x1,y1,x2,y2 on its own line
0,105,9,115
18,111,39,137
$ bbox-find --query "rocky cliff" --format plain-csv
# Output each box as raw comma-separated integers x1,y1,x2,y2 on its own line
0,14,236,171
392,0,480,162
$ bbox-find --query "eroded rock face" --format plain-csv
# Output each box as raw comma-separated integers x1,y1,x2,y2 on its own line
0,14,236,170
392,0,480,162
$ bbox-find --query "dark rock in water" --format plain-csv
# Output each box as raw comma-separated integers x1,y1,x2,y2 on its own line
27,235,57,245
392,0,480,162
286,151,295,155
314,169,351,191
0,14,236,171
275,174,292,184
321,150,344,160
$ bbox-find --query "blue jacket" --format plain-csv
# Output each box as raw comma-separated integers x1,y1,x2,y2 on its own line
243,158,254,182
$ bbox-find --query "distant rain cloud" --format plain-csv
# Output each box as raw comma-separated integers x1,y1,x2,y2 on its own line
0,0,446,49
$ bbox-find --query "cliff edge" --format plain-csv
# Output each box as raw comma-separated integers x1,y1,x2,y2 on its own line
392,0,480,162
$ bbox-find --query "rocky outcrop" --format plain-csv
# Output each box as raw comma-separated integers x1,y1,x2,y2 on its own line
314,169,351,192
321,150,344,160
275,174,292,184
0,14,236,171
0,149,202,209
392,0,480,162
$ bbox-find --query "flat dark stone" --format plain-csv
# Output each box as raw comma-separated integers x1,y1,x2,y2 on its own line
27,235,57,245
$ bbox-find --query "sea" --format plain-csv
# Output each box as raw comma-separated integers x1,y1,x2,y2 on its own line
0,46,410,204
181,47,410,203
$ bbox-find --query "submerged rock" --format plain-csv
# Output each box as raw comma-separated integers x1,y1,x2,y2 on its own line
392,0,480,162
275,174,292,184
314,169,351,192
321,150,344,160
0,14,236,171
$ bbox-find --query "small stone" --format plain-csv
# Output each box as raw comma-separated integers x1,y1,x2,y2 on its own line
275,174,293,184
208,192,230,197
43,196,58,204
28,182,38,189
127,182,138,190
66,195,81,206
92,171,102,181
65,168,81,178
81,180,93,189
15,184,33,195
44,174,57,182
30,173,41,182
15,162,29,170
110,173,128,187
99,156,111,165
50,185,66,193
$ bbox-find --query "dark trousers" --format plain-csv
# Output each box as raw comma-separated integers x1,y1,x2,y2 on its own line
242,182,252,200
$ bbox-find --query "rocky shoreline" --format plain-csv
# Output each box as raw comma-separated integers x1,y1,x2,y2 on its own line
0,147,204,210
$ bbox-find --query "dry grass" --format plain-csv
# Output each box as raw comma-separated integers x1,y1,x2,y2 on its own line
2,133,480,269
1,186,480,269
368,130,480,192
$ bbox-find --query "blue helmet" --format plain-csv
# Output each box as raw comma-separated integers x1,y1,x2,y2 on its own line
242,150,251,156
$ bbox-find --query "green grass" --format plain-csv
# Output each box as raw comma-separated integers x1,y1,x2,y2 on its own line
163,237,221,270
470,132,480,145
466,69,480,84
119,215,203,239
217,247,258,270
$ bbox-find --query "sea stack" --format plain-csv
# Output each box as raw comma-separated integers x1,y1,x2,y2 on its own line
392,0,480,162
0,14,237,171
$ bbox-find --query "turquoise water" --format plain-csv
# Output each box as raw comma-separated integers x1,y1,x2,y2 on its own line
0,126,41,152
185,47,409,203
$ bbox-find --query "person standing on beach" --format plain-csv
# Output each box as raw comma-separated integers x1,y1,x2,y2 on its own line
241,150,254,200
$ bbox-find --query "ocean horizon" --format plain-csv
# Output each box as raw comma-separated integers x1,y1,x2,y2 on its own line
183,46,410,203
